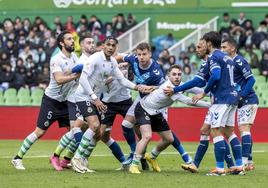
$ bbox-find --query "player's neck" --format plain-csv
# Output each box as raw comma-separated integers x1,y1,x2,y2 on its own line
230,53,237,59
61,48,71,58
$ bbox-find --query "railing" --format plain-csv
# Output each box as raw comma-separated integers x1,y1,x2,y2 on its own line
117,18,151,53
168,16,219,58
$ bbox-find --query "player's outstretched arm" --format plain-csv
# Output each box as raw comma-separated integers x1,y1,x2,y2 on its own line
53,71,80,85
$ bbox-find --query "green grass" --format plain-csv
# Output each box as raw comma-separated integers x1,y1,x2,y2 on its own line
0,140,267,188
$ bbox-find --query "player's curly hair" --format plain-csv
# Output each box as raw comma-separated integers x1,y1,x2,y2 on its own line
57,30,72,50
202,31,221,49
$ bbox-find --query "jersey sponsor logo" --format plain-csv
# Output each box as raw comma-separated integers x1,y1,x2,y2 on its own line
87,107,93,113
153,69,160,75
44,120,50,127
145,115,150,121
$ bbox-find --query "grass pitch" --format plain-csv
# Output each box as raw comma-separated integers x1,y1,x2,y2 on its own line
0,140,267,188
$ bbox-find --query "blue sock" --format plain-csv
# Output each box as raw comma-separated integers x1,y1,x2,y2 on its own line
213,136,225,170
73,128,83,148
224,139,235,168
109,141,125,163
241,132,252,159
193,135,209,168
172,132,191,163
229,134,242,167
248,139,253,161
122,125,136,153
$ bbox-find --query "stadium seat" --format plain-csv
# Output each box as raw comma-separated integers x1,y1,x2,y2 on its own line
252,68,259,75
18,95,32,106
17,88,30,99
31,95,42,106
3,88,17,99
4,95,18,106
0,95,4,105
31,88,44,98
131,90,139,101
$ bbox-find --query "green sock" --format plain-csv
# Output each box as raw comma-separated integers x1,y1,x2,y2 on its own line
17,132,38,158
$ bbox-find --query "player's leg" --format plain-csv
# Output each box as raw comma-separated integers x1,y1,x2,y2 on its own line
146,118,174,173
12,95,58,170
238,104,258,170
206,105,228,176
71,101,100,173
172,132,192,164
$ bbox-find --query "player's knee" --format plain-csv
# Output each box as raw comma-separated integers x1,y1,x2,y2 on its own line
142,133,152,142
122,120,134,129
166,134,174,144
89,122,100,132
200,124,210,135
224,127,234,138
239,124,250,133
34,128,45,138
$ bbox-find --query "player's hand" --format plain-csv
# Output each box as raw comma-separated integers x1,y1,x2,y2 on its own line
237,97,244,108
93,99,107,113
163,86,174,97
137,85,154,94
118,62,128,69
192,92,206,104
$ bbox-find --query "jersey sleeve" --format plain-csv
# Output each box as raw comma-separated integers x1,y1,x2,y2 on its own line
112,62,136,89
241,58,253,79
196,62,209,80
209,55,221,71
123,54,137,67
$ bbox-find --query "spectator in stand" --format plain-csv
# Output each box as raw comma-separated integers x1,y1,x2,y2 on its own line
64,16,76,32
19,42,34,63
244,28,254,47
112,13,127,36
160,33,176,50
260,50,268,81
92,27,105,42
260,34,268,52
257,20,267,33
243,44,259,69
168,55,179,66
126,13,137,30
182,64,192,82
13,66,26,90
53,16,63,34
104,23,113,37
0,51,10,66
238,12,247,26
37,66,49,89
88,15,103,33
24,69,38,89
76,14,88,33
0,64,15,90
231,25,246,49
242,19,254,32
219,12,231,33
22,18,31,35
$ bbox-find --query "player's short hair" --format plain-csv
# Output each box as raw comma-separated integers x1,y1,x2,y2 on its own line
57,30,72,50
104,36,118,44
79,33,93,44
202,31,221,49
222,37,238,50
168,64,182,73
136,42,151,51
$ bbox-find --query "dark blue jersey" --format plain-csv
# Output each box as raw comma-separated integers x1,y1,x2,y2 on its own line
123,54,165,97
195,60,210,82
233,55,259,105
207,50,239,104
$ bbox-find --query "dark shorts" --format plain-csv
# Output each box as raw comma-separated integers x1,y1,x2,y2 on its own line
135,102,170,132
67,101,81,121
76,100,99,119
37,94,70,130
101,98,132,126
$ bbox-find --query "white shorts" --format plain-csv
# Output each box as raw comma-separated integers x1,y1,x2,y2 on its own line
126,95,141,117
204,104,237,128
237,104,258,125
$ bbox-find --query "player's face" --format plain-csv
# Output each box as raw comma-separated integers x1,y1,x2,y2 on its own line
169,68,182,86
136,49,151,67
82,38,95,55
196,40,207,59
103,39,117,57
221,42,233,55
62,33,75,52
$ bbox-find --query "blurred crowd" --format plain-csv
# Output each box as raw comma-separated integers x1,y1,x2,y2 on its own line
154,13,268,82
0,13,137,91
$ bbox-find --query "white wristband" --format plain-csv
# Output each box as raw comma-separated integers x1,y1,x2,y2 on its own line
90,94,98,100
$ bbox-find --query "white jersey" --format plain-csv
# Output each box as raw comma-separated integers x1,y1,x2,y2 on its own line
45,50,78,102
102,65,131,103
75,50,135,102
140,79,210,115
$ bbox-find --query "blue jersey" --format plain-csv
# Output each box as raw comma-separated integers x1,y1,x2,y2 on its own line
233,55,259,105
207,50,239,104
195,60,210,82
123,54,165,97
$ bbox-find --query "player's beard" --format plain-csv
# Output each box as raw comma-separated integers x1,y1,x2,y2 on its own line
64,43,74,53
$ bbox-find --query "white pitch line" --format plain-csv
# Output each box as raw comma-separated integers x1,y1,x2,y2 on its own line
0,150,266,159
